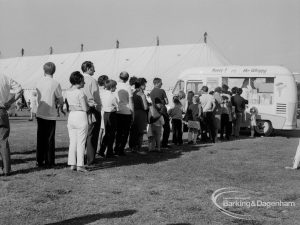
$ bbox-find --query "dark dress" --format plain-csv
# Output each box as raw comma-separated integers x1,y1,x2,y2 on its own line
129,90,148,149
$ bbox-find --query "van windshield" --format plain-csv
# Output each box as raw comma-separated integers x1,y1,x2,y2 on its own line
172,80,184,95
223,77,275,105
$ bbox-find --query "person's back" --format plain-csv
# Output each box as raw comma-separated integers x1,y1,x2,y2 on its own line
231,94,245,113
200,93,215,112
168,104,182,120
36,76,62,120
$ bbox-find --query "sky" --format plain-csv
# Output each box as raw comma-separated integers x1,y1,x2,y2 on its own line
0,0,300,72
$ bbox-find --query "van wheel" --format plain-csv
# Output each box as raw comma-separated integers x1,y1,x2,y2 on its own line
254,120,273,136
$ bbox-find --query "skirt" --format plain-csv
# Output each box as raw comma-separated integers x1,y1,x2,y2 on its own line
187,120,200,130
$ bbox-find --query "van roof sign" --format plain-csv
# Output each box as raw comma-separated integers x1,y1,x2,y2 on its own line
179,66,292,79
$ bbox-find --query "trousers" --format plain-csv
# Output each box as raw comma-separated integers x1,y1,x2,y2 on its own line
86,108,101,165
36,118,56,166
0,109,10,174
67,111,88,167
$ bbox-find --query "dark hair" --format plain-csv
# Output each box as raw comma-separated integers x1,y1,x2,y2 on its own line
43,62,56,75
222,84,229,91
69,71,84,85
129,76,138,86
237,88,243,95
173,98,181,105
209,90,214,95
231,87,238,94
119,71,129,82
187,91,195,103
135,78,147,89
105,79,117,90
214,86,222,93
201,86,208,92
154,97,162,104
153,77,162,85
98,75,109,86
81,61,94,73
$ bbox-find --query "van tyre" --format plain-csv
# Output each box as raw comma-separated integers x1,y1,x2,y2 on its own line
254,120,273,136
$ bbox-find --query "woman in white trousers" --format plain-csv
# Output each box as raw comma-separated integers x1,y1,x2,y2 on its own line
66,71,89,172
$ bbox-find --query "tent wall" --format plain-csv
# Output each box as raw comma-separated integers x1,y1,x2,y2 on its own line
0,43,230,90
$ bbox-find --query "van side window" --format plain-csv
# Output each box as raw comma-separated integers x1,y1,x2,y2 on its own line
226,77,274,105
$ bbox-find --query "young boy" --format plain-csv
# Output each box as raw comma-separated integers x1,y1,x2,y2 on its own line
98,79,118,158
148,98,165,152
186,96,202,144
168,97,183,145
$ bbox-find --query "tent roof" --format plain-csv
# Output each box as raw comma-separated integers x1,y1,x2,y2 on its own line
0,43,230,89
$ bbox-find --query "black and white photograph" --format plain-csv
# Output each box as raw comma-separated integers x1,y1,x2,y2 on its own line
0,0,299,224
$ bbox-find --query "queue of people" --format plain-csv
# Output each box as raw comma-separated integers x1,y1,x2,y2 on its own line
0,60,250,175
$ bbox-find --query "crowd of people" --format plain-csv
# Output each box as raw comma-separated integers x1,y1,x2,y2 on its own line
0,60,253,175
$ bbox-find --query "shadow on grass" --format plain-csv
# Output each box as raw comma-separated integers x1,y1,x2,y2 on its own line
45,209,137,225
11,147,68,156
88,143,212,171
11,153,68,165
9,143,212,175
10,162,68,176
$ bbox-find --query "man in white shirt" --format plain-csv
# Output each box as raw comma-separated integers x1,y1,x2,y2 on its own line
200,86,216,143
36,62,64,168
0,74,23,176
114,71,134,156
81,61,101,165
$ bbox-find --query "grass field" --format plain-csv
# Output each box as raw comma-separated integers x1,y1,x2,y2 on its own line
0,115,300,225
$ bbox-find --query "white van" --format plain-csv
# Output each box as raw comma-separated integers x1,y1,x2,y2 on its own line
172,66,298,136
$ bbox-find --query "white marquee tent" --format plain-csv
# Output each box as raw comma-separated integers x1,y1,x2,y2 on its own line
0,43,230,93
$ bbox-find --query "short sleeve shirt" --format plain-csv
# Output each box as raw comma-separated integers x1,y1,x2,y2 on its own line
115,82,132,115
66,89,86,109
200,93,215,113
150,87,167,105
36,76,62,120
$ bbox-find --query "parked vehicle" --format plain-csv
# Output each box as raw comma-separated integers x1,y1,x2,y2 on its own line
172,66,298,136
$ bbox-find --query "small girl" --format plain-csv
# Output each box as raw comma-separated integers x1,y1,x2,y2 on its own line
66,71,89,172
29,92,38,121
148,98,165,152
168,97,183,145
186,96,202,144
249,107,258,138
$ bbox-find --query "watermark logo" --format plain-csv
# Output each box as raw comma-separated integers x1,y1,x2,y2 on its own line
211,187,295,221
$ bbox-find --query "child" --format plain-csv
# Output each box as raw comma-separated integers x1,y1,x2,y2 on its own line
148,98,165,152
96,75,109,155
66,71,89,172
168,97,183,145
29,92,38,121
249,107,258,138
186,96,202,144
220,95,232,140
98,79,119,158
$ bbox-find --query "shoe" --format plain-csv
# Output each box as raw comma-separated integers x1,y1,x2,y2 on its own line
77,167,88,172
161,145,172,149
115,152,126,156
97,152,105,158
28,119,33,121
105,154,116,158
285,166,298,170
70,166,76,171
187,141,193,145
36,162,45,168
